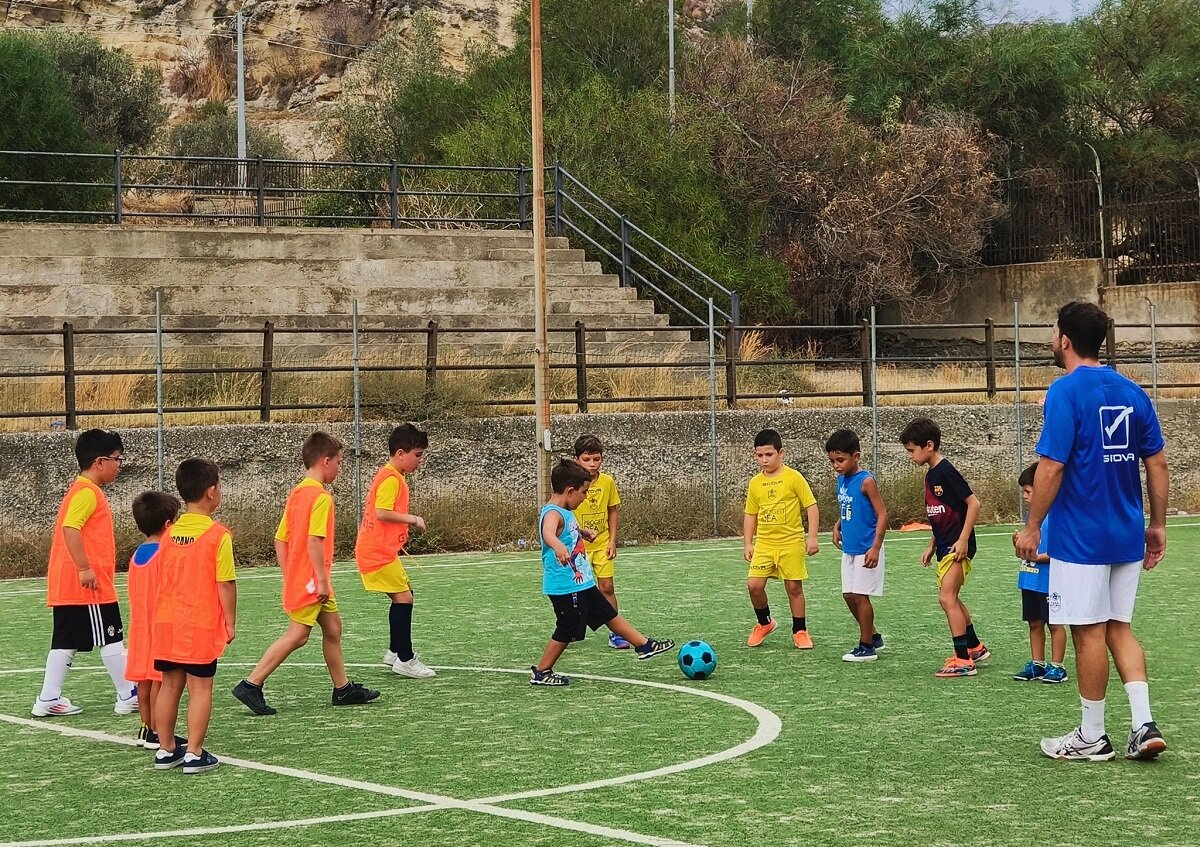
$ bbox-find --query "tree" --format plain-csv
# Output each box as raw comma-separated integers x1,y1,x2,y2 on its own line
167,101,292,159
755,0,887,69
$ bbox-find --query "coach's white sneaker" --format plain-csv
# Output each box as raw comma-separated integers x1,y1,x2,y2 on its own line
392,656,436,679
1040,727,1116,762
31,697,82,717
114,690,139,716
382,650,398,668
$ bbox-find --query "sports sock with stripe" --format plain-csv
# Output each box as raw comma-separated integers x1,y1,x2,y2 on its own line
38,648,76,702
754,606,771,626
100,642,131,698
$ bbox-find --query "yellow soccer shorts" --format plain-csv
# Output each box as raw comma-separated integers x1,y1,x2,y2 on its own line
590,551,615,580
935,553,973,587
360,559,411,594
287,597,339,627
748,546,808,581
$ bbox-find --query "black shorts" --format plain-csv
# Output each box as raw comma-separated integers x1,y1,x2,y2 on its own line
51,603,124,651
548,586,617,643
154,659,218,679
1021,589,1051,623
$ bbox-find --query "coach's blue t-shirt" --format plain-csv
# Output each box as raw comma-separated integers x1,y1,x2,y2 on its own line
1017,517,1051,594
1036,365,1164,565
539,504,596,595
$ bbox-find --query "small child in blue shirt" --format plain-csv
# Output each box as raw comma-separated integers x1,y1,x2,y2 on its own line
529,459,674,686
1014,464,1068,683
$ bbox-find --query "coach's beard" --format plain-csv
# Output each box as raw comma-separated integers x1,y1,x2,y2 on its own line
1052,343,1066,369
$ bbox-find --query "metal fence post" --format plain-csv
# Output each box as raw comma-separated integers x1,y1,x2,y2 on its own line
724,320,738,409
425,320,439,393
984,317,997,398
517,164,528,229
859,318,872,407
155,290,165,490
113,149,123,224
62,322,77,431
870,305,879,476
708,299,719,537
390,162,399,229
259,320,274,422
1106,317,1117,365
255,156,265,226
1147,298,1159,408
729,291,741,364
352,301,363,523
619,215,630,287
574,320,588,413
553,161,564,237
1013,300,1024,513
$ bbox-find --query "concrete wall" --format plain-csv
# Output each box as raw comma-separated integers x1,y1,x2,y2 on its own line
1100,282,1200,343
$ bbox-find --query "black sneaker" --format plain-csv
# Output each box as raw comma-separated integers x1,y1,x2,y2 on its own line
182,749,220,775
332,681,381,706
529,665,569,686
143,729,161,750
154,746,186,770
232,680,277,716
1126,721,1167,761
635,638,676,660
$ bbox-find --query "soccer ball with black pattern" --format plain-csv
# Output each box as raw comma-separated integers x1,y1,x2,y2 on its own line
678,640,717,680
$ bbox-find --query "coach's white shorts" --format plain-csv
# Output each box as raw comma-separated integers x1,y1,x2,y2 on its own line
841,550,885,597
1048,559,1142,625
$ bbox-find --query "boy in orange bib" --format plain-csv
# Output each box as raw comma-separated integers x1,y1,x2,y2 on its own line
233,432,380,715
33,429,137,718
151,459,237,775
126,490,181,749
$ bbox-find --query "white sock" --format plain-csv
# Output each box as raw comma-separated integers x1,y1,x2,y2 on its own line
1080,697,1107,743
38,649,76,702
1125,681,1153,728
100,642,132,699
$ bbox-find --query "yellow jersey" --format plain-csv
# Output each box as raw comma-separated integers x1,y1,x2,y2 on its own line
575,472,621,552
745,466,817,550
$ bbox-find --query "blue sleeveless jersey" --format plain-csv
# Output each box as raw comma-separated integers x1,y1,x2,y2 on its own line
837,470,878,556
539,504,596,595
1017,516,1051,594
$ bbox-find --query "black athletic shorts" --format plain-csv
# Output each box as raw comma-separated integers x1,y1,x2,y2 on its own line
51,603,124,651
154,659,218,679
548,586,617,643
1021,588,1051,624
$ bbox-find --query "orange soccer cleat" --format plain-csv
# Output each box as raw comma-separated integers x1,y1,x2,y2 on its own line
747,620,778,647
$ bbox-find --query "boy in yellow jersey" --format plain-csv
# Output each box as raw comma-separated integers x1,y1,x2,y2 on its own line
355,423,434,679
743,429,821,649
572,434,627,649
233,432,380,715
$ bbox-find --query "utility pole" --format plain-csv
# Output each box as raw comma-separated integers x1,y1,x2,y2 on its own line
236,10,247,186
530,0,552,505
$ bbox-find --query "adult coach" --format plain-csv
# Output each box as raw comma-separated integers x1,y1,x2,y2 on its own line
1014,301,1169,763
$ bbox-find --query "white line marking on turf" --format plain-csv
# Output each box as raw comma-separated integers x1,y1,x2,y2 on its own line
0,807,442,847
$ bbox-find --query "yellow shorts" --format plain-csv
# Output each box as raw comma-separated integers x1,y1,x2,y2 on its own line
590,552,614,580
360,560,411,594
935,553,973,586
748,546,808,581
287,598,339,627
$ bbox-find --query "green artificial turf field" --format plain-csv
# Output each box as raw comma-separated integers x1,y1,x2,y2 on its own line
1,522,1197,847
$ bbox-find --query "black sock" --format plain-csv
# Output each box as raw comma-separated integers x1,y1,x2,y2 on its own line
242,679,261,690
754,606,771,626
792,616,807,634
965,624,981,649
389,603,414,662
953,634,969,660
334,682,351,694
860,641,872,650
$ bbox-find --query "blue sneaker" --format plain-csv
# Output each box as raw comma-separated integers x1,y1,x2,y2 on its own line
608,632,631,649
842,644,878,663
635,638,675,660
154,746,186,770
182,749,219,775
1042,664,1069,684
872,633,885,652
530,666,569,686
1013,660,1047,681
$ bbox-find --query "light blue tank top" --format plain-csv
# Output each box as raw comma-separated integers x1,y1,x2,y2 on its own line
539,504,596,595
837,470,878,556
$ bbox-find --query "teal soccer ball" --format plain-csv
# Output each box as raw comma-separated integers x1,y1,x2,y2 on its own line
678,640,717,680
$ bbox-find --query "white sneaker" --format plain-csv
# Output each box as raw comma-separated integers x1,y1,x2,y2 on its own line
31,697,82,717
114,691,139,716
1040,726,1116,762
392,656,436,679
382,650,398,668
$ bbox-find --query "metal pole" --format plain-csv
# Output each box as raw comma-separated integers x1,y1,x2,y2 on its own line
668,0,676,133
708,298,719,537
236,11,247,188
746,0,754,43
1147,298,1159,409
1013,300,1024,518
1085,142,1105,276
870,304,879,476
155,289,164,490
352,300,363,524
530,0,553,505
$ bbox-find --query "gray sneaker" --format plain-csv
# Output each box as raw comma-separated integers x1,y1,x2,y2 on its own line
1040,727,1116,762
1126,721,1166,761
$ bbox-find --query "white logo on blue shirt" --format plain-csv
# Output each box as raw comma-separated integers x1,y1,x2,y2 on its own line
1099,405,1133,451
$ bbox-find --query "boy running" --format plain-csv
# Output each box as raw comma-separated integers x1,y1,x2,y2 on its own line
1013,464,1067,684
572,434,626,649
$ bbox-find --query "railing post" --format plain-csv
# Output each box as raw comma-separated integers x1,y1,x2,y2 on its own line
259,320,274,422
390,161,399,229
113,149,123,224
724,320,738,409
619,215,630,287
553,161,564,237
425,320,439,393
729,291,741,367
62,322,77,431
574,320,588,413
984,317,997,399
255,156,265,226
517,164,528,229
859,317,872,407
1106,317,1117,365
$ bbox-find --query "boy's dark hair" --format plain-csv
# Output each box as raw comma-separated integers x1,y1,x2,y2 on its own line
303,431,343,468
75,428,123,471
574,434,604,457
754,429,784,450
176,458,220,504
899,417,941,450
1057,301,1108,359
551,458,591,494
132,490,181,536
1018,463,1038,489
389,423,429,455
825,429,860,455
